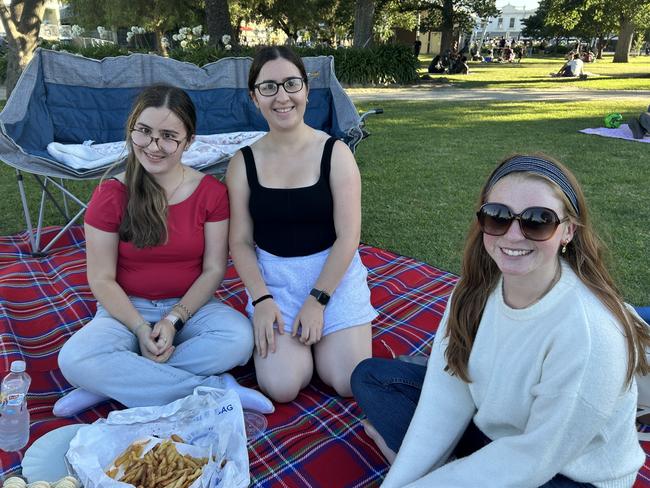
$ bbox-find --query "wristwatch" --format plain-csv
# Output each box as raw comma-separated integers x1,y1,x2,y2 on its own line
310,288,331,306
165,313,185,332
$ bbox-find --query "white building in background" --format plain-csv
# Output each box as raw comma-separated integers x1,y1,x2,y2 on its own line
0,0,63,40
475,4,535,40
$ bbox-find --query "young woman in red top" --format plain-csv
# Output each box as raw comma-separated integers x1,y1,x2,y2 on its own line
54,85,272,416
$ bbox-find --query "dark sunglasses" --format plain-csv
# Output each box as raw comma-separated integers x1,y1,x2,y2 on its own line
477,203,569,241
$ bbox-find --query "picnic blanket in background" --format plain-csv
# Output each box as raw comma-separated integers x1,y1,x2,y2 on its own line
1,226,649,487
579,124,650,143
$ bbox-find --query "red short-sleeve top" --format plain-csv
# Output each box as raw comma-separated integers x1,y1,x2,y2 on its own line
84,176,229,300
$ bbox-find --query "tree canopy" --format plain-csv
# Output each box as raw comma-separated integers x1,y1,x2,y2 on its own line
237,0,352,43
353,0,497,52
540,0,650,62
64,0,203,51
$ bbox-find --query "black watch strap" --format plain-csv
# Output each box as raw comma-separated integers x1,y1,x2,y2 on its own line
166,314,185,332
310,288,331,306
173,317,185,332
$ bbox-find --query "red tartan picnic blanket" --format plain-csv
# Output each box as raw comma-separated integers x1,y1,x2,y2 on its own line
0,226,648,487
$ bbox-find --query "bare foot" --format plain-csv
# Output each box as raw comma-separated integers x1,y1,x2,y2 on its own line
361,419,397,464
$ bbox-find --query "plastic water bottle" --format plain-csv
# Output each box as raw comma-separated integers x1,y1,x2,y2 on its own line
0,360,32,451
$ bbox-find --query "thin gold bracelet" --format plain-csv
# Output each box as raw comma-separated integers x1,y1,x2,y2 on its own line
173,302,192,321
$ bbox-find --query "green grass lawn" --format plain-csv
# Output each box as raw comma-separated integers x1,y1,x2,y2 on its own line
417,54,650,90
353,98,649,305
0,96,647,304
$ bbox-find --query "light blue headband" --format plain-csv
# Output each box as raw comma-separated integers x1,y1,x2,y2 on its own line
486,156,580,215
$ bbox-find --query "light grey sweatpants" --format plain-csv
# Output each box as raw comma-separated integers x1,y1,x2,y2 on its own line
58,296,253,407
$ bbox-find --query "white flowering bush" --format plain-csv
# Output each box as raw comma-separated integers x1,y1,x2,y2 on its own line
221,35,232,50
96,26,109,40
71,25,84,38
171,26,210,50
167,27,241,66
126,26,148,48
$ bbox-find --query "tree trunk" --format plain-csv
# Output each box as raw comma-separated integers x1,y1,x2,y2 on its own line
613,16,634,63
353,0,375,48
154,27,168,57
439,0,454,55
205,0,235,48
596,36,606,59
0,0,46,97
233,16,244,45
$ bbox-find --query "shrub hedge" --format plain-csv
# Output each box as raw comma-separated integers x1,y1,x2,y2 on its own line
169,44,419,85
0,42,418,86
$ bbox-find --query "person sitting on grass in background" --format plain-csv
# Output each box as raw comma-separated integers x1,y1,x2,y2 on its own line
556,53,585,77
428,55,446,74
54,85,273,417
352,154,649,487
226,46,377,404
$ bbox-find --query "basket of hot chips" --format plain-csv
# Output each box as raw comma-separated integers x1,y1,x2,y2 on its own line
65,387,249,488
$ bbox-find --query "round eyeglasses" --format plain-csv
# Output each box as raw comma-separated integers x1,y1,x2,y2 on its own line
254,77,305,97
130,128,183,155
477,203,569,241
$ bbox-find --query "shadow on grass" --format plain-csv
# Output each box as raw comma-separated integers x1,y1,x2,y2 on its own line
444,77,584,89
434,72,650,89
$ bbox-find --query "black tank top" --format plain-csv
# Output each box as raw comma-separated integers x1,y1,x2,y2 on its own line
242,137,337,257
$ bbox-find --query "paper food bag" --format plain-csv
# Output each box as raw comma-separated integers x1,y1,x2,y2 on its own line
66,387,249,488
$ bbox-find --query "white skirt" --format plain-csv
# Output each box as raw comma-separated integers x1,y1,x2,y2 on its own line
245,247,378,336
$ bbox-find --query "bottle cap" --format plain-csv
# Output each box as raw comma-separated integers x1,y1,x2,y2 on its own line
10,360,26,373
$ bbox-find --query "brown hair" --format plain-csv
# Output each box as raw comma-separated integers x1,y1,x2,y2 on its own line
248,46,308,93
445,153,650,385
118,85,196,248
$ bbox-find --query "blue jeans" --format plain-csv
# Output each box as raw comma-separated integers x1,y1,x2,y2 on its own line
636,306,650,325
58,297,253,407
351,358,595,488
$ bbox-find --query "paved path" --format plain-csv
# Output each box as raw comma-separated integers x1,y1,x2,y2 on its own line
2,84,647,104
346,86,650,103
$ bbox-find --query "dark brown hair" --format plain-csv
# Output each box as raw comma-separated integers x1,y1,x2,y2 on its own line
445,153,650,385
248,46,308,93
119,85,196,248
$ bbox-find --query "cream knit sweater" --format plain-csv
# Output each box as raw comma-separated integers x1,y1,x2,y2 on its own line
382,261,643,488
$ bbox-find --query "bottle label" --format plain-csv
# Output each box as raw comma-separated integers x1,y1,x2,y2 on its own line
5,393,25,407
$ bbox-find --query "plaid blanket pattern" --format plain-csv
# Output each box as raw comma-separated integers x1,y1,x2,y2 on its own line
0,226,648,487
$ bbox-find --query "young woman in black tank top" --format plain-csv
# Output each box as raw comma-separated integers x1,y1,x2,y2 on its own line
226,46,376,404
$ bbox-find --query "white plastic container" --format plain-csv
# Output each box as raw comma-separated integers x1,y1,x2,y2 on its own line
0,360,32,451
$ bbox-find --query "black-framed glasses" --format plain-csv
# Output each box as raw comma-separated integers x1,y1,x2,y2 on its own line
477,203,569,241
130,128,183,155
254,77,305,97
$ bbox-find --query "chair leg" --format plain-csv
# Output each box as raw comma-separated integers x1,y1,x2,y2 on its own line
15,174,90,255
59,178,70,219
15,169,37,254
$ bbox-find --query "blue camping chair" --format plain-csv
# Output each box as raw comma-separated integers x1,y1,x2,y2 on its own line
0,48,377,254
